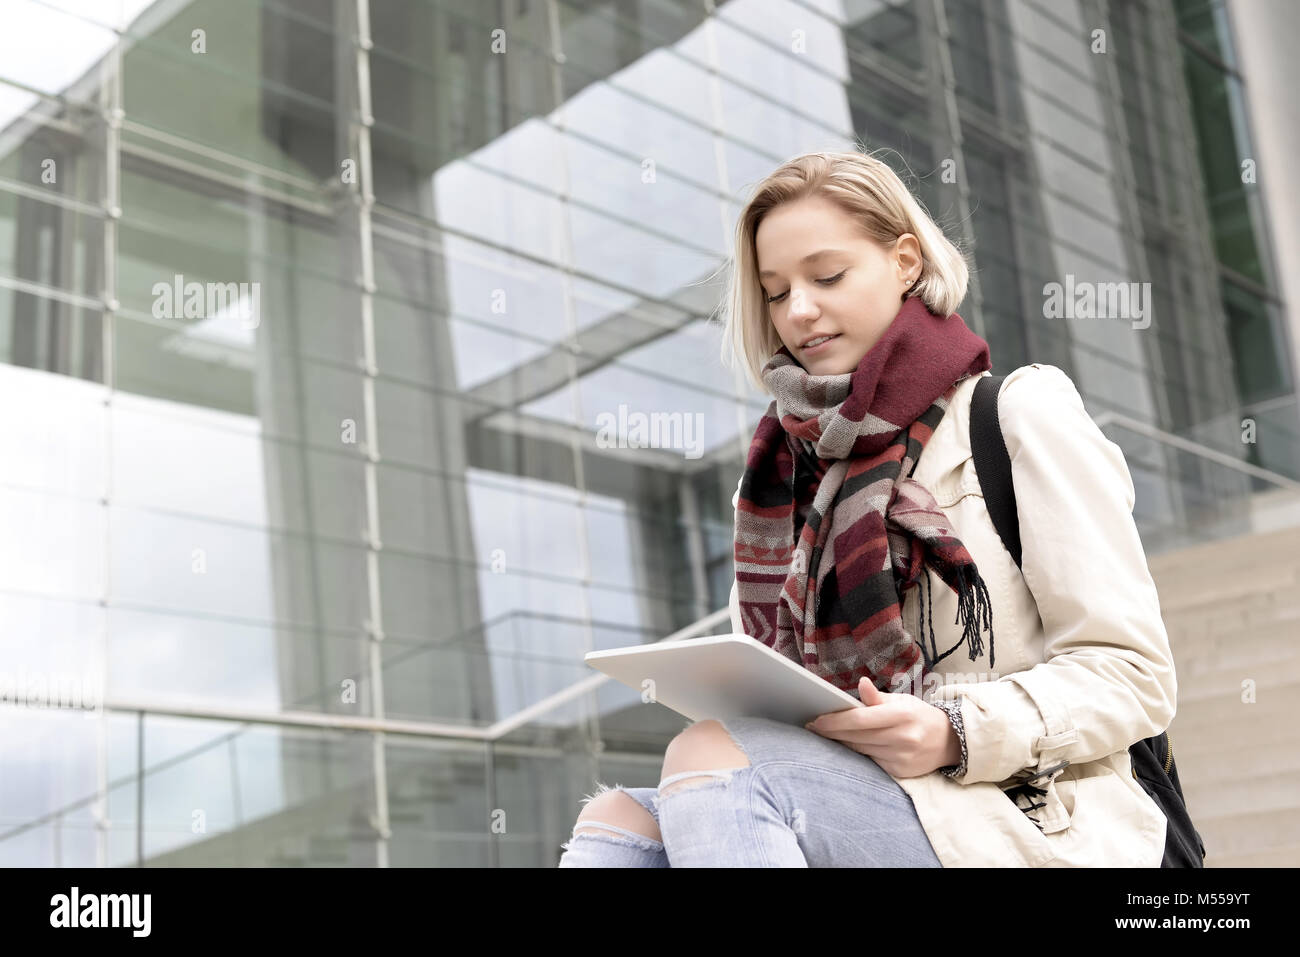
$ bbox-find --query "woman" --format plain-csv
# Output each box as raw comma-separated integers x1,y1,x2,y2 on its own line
558,150,1176,867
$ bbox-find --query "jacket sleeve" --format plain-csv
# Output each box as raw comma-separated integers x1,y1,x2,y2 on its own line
729,475,745,635
935,364,1178,785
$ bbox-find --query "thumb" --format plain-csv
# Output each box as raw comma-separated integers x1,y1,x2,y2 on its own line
859,676,885,705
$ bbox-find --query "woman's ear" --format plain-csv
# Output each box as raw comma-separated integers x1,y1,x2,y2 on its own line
894,233,923,289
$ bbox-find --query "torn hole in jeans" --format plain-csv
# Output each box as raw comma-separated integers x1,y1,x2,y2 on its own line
654,768,736,806
564,821,663,851
577,781,619,807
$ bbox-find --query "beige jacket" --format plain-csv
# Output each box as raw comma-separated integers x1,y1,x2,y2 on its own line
729,363,1176,867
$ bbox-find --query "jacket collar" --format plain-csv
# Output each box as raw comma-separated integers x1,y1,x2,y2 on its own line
939,369,991,458
912,370,991,500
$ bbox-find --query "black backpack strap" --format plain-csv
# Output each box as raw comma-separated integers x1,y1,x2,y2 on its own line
969,374,1023,569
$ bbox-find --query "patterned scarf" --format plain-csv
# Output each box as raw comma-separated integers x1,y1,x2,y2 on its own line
733,296,996,699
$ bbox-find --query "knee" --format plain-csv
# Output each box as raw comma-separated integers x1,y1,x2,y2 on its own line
659,719,750,791
573,790,662,844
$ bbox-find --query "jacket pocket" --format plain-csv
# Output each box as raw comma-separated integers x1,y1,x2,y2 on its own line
1042,756,1167,866
1003,766,1071,835
993,780,1059,866
932,455,981,509
906,775,1058,867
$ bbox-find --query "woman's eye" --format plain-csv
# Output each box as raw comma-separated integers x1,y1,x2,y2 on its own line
766,270,846,304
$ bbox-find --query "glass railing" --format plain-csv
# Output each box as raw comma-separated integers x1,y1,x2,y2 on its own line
1095,410,1300,555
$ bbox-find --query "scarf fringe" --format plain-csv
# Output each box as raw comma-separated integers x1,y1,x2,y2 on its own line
924,561,996,670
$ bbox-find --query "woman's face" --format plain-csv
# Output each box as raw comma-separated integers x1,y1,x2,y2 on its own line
755,194,921,375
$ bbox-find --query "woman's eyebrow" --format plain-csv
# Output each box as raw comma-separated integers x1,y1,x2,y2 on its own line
759,248,848,278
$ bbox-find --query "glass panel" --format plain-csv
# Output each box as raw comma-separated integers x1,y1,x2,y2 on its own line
0,486,104,600
119,164,342,270
0,108,107,211
108,502,371,632
714,1,852,85
0,188,105,301
556,0,710,85
114,313,368,445
107,606,372,716
110,392,369,541
1173,0,1234,67
947,0,996,115
121,1,339,180
563,85,721,194
378,561,665,725
846,0,924,74
521,355,749,461
567,203,723,302
0,709,102,867
1181,54,1261,282
371,229,571,390
368,41,557,179
0,359,106,497
113,717,382,866
0,2,117,113
0,591,103,708
385,735,490,866
1222,279,1289,405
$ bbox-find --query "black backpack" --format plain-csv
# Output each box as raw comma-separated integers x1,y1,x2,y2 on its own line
968,373,1207,868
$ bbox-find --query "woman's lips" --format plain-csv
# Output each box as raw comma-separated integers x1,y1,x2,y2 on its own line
802,334,840,355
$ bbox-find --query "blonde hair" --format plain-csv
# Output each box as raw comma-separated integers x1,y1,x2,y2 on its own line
715,149,970,394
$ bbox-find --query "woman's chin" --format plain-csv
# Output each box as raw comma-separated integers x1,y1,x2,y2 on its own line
801,356,856,375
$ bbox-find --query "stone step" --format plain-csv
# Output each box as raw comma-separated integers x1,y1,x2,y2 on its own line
1158,552,1300,585
1174,644,1300,700
1158,587,1300,630
1163,687,1298,737
1164,710,1300,763
1148,525,1298,576
1161,583,1300,616
1171,604,1300,635
1150,529,1296,568
1140,524,1300,867
1153,564,1299,611
1170,623,1296,664
1170,725,1300,781
1173,646,1297,683
1153,566,1287,605
1205,843,1300,867
1175,768,1300,820
1191,806,1300,858
1164,598,1294,642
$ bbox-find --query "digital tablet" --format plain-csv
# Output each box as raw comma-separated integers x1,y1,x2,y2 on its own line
584,633,865,725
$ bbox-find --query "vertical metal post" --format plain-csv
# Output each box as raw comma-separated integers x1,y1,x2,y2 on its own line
353,0,392,869
929,0,986,339
96,18,124,870
544,0,603,798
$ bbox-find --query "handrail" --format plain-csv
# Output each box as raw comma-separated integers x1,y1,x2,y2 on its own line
0,606,736,750
1092,410,1300,490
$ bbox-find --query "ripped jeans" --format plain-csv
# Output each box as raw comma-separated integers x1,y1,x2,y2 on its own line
557,715,942,867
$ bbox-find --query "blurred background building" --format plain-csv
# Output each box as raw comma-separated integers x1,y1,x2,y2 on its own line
0,0,1295,867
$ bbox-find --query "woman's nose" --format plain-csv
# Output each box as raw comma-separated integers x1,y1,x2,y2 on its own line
787,286,819,319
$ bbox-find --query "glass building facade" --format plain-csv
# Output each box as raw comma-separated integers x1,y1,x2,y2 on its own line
0,0,1293,865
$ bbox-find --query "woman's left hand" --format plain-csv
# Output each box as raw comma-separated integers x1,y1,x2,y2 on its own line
803,677,960,779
